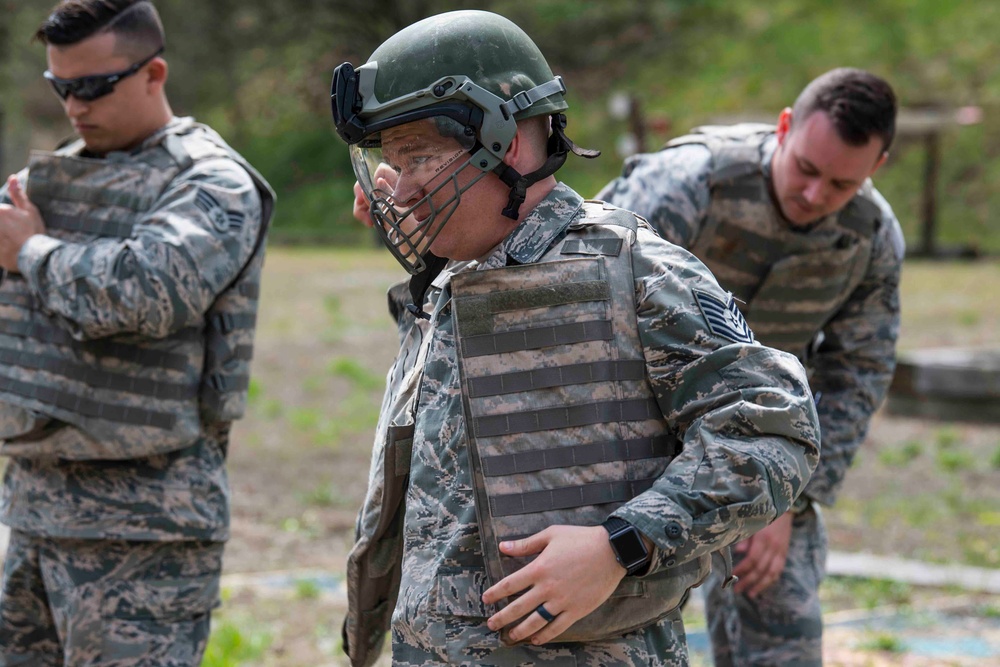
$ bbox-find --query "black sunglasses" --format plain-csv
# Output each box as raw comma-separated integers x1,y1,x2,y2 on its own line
44,47,164,102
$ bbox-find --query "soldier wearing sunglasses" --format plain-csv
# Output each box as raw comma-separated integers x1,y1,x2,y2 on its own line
0,2,275,665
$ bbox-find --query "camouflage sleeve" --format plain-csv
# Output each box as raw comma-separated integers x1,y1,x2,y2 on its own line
595,144,713,248
804,191,903,507
611,227,820,572
17,158,263,340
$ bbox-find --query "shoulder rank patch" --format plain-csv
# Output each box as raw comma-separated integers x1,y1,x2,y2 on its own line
694,290,756,345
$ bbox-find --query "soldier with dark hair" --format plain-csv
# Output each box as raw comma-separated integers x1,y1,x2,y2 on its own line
0,1,274,664
337,10,820,666
599,67,903,666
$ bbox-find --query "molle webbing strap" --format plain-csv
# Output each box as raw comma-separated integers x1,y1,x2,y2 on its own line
457,281,610,337
462,319,613,358
28,180,155,212
205,372,250,393
0,349,196,400
237,282,260,300
209,312,257,334
468,359,646,397
481,434,676,477
474,397,661,438
0,291,34,308
0,375,175,428
560,238,624,256
0,320,195,371
491,477,659,517
43,213,135,238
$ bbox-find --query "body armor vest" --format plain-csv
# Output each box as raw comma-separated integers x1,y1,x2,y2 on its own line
666,124,881,357
343,203,720,666
451,202,710,643
0,119,274,460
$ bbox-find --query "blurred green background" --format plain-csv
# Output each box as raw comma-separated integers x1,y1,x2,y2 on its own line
2,0,998,251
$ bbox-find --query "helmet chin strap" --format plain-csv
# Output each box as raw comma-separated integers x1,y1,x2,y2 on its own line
493,113,600,219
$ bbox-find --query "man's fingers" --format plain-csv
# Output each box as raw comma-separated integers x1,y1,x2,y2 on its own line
525,606,575,646
6,176,27,209
499,529,549,558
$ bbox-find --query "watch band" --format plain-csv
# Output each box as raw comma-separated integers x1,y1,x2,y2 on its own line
602,516,651,576
790,495,812,516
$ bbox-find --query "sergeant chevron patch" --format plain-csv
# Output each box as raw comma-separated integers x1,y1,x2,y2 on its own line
694,290,756,345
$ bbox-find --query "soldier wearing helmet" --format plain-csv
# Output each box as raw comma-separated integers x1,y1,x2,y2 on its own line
333,11,820,666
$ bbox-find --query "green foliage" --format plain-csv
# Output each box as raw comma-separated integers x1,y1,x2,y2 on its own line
293,578,321,600
990,444,1000,469
327,357,384,391
5,1,1000,250
935,426,962,449
202,616,271,667
829,576,913,611
877,440,923,467
936,447,973,473
857,631,906,653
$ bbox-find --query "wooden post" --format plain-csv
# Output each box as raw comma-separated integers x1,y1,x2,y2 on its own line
628,95,647,156
920,132,940,257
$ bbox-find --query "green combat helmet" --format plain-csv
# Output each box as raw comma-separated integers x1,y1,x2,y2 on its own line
331,10,598,275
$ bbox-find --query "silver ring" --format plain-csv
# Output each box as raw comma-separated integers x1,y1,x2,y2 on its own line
535,603,556,622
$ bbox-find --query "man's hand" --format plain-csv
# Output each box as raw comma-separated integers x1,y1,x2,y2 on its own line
352,163,399,228
0,175,46,273
481,525,626,646
352,180,374,227
731,511,794,598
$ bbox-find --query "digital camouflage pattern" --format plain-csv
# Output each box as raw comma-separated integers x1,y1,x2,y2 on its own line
0,116,272,541
0,529,223,666
451,206,706,644
344,182,820,666
598,124,902,666
597,125,902,509
703,506,827,666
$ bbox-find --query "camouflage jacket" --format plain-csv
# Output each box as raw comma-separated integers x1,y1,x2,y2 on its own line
344,182,820,666
0,117,272,541
598,126,903,508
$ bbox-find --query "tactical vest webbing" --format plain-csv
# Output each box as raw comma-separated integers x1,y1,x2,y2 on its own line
666,124,881,358
0,119,274,460
451,202,711,643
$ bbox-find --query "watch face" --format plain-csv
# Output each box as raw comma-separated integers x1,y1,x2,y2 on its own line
611,527,648,569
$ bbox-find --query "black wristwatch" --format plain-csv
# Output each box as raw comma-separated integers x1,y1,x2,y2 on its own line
602,516,650,576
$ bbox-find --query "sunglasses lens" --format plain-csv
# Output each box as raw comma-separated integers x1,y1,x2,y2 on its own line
74,78,113,101
46,74,113,102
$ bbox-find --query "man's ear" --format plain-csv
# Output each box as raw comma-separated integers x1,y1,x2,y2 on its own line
502,126,526,170
775,107,793,145
146,57,168,93
869,151,889,177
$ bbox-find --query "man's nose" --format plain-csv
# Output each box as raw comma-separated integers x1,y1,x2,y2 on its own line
802,179,826,205
63,95,89,118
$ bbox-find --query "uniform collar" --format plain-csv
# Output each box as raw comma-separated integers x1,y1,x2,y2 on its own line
495,182,585,266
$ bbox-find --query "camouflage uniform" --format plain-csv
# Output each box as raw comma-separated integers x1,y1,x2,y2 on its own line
598,125,903,666
344,182,820,666
0,117,274,666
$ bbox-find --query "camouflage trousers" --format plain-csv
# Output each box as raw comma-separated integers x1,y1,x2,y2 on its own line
390,606,689,666
703,506,827,667
0,530,223,666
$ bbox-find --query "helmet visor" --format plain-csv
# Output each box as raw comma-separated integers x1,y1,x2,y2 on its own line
350,116,485,274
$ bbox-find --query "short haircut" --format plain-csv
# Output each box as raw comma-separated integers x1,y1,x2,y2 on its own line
35,0,165,60
791,68,897,153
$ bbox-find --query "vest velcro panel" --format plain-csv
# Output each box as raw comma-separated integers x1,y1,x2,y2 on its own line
452,206,706,643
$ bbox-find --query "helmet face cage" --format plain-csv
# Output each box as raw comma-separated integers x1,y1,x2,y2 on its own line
331,58,568,274
350,117,487,274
